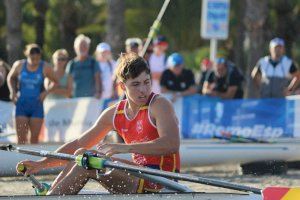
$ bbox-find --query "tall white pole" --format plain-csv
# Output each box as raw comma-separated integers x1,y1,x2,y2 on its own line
210,38,218,62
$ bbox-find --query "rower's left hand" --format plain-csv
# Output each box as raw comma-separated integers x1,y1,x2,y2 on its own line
96,143,130,157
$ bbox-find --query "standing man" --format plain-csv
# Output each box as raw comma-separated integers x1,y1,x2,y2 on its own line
251,37,299,98
203,58,244,99
17,53,180,194
66,34,101,98
160,53,197,102
149,35,169,94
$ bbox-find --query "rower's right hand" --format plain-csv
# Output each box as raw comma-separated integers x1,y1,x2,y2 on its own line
16,160,41,175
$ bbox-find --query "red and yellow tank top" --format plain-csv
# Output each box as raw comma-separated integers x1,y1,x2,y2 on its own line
113,93,180,172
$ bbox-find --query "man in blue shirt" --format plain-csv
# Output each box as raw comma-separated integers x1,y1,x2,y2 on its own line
66,34,101,98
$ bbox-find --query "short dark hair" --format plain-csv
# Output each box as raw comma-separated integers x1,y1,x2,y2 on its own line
24,43,41,56
116,53,151,82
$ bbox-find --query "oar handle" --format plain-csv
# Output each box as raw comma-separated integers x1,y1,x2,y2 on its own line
17,164,50,196
75,154,105,170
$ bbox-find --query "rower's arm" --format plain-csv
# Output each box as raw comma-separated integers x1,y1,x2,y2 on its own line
127,96,180,155
37,105,116,168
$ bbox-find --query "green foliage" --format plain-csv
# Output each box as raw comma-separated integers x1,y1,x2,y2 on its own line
0,0,300,68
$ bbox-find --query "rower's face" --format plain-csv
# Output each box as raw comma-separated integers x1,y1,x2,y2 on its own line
28,54,41,66
122,71,152,105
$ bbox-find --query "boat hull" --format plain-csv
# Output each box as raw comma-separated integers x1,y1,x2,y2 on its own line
0,193,261,200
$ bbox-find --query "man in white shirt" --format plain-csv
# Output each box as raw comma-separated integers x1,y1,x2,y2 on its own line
148,35,169,94
251,37,299,98
95,42,117,99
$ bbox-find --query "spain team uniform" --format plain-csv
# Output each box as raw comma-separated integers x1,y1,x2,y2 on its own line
113,93,180,193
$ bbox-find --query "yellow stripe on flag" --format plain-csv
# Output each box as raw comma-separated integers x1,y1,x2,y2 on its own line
282,188,300,200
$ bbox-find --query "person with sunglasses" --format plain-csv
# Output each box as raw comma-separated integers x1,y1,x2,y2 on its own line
45,49,72,99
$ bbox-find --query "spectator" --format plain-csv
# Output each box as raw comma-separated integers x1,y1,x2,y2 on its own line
203,58,244,99
149,35,169,93
45,49,72,99
198,58,214,94
160,53,197,102
66,34,101,98
251,37,299,98
125,38,142,54
7,44,57,144
95,42,117,99
0,60,11,101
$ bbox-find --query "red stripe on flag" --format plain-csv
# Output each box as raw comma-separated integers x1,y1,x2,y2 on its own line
262,187,290,200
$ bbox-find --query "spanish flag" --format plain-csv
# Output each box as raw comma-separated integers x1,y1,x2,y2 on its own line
262,187,300,200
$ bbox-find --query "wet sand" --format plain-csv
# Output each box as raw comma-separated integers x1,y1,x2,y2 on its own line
0,165,299,196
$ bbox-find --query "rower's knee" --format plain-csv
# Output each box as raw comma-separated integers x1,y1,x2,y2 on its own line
74,148,87,156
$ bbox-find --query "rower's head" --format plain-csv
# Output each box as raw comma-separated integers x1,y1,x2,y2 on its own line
24,44,42,66
116,53,152,104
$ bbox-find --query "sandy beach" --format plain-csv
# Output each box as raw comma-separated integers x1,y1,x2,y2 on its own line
0,164,299,196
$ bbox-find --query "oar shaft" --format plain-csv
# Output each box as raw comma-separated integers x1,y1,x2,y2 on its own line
104,161,262,194
14,147,76,161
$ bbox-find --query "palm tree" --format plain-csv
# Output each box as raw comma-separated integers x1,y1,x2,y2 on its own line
4,0,22,65
34,0,48,48
105,0,126,57
243,0,268,98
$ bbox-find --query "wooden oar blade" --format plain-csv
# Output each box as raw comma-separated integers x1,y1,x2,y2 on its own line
262,187,300,200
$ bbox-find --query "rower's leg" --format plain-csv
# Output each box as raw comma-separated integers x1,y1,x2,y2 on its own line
28,118,43,144
50,162,75,189
47,148,99,195
95,169,140,194
47,163,97,195
16,116,29,144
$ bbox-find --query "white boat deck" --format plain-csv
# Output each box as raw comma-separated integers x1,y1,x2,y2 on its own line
0,192,261,200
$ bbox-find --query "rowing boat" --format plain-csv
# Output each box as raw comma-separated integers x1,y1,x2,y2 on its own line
0,192,262,200
1,139,300,176
1,144,300,200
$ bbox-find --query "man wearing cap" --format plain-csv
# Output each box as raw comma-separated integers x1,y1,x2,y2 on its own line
149,35,169,94
251,37,299,98
160,53,197,102
125,38,142,54
203,58,244,99
95,42,117,99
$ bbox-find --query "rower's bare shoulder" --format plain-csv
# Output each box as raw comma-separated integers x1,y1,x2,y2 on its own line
99,102,119,122
9,60,24,76
151,95,175,114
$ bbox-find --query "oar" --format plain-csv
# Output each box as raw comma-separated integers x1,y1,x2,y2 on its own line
214,132,272,143
0,144,261,194
140,0,171,57
0,144,191,193
17,164,50,195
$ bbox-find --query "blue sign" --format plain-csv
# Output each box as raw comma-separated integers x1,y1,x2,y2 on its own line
201,0,230,39
181,95,295,139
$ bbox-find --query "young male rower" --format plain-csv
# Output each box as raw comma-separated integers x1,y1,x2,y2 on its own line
17,53,180,195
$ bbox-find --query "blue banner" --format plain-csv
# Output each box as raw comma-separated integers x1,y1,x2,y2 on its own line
181,95,295,139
